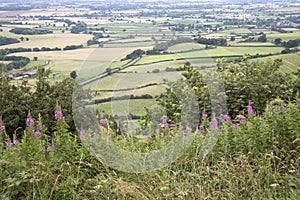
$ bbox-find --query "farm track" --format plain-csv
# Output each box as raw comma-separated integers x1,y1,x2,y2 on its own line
78,56,143,86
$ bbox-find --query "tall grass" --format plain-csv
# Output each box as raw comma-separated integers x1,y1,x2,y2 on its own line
0,98,299,199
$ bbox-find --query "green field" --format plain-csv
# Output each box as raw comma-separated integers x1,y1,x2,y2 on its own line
135,46,284,65
94,98,156,116
267,32,300,41
96,71,181,91
95,85,167,99
168,42,206,52
122,61,184,73
253,53,300,73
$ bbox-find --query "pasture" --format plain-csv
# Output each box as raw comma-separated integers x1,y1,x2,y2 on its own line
267,32,300,41
94,98,156,116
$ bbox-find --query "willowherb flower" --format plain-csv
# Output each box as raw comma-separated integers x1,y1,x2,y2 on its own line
233,123,239,129
199,125,205,134
99,118,106,127
26,112,35,127
129,119,134,128
54,101,66,123
6,140,13,148
280,103,285,110
167,132,172,136
170,124,177,129
248,101,254,116
221,113,231,122
210,115,218,131
238,115,246,123
33,131,41,137
155,128,160,134
80,127,85,136
0,116,5,133
162,118,168,127
266,102,271,110
0,125,5,133
54,110,65,122
182,125,189,136
160,135,164,141
202,110,208,120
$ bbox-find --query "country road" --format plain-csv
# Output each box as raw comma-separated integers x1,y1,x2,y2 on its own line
78,56,143,86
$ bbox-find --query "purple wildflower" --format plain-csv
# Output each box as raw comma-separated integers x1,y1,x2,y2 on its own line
182,125,189,136
54,101,66,123
99,118,106,127
54,110,65,122
266,102,271,110
80,127,85,136
162,118,168,127
0,125,5,132
233,123,238,129
26,113,35,127
238,115,246,122
33,131,41,137
6,140,13,148
248,101,254,116
221,113,231,122
167,132,172,136
210,115,218,131
280,103,285,110
170,124,177,129
155,128,160,134
202,110,208,120
199,125,205,134
129,120,134,128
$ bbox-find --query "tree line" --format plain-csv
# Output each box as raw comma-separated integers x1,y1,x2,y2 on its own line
9,28,53,35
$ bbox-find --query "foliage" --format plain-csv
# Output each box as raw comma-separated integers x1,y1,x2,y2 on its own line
9,28,53,35
0,67,90,135
0,36,19,46
156,58,295,121
0,98,299,199
121,49,145,61
195,37,227,46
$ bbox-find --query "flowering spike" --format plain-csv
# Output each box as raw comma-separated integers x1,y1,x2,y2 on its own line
129,118,134,128
54,102,65,123
170,124,177,129
266,101,271,110
202,109,208,120
99,118,106,127
80,127,85,136
210,114,218,131
199,124,205,135
33,131,41,137
162,117,168,127
247,101,254,116
280,103,285,110
233,123,238,129
26,111,35,127
13,133,19,145
0,116,6,133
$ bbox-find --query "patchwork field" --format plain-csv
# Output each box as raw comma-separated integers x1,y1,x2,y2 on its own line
267,32,300,41
0,31,93,49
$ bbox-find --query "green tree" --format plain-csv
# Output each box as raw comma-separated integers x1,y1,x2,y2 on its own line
70,70,77,79
258,34,267,42
274,38,282,46
156,58,294,121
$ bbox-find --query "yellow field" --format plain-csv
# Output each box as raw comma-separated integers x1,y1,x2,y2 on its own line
11,47,141,77
0,31,93,49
